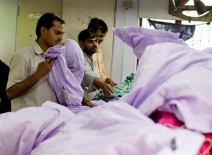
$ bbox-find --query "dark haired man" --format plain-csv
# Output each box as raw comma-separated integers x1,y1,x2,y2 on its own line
78,28,113,101
88,17,117,86
7,13,65,111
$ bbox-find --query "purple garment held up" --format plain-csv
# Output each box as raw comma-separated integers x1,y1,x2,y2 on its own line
64,39,84,83
46,39,90,113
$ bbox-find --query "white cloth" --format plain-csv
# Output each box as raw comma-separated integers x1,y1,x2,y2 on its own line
81,52,100,99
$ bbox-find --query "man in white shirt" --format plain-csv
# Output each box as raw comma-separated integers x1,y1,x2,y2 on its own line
7,13,65,111
78,28,113,100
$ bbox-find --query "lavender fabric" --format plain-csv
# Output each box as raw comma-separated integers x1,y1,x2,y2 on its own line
46,39,90,113
0,101,76,155
31,101,204,155
113,26,186,60
0,101,204,155
1,28,211,155
64,39,84,83
114,27,212,133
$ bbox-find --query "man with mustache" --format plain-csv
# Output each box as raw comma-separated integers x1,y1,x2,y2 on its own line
88,17,117,87
6,13,65,111
78,28,113,103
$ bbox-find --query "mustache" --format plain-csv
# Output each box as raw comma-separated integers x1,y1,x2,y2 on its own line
92,46,97,49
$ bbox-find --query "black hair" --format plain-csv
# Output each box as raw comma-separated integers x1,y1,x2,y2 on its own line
78,28,98,42
88,17,108,33
35,12,65,37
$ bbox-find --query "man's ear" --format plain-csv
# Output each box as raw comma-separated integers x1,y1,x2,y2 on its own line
40,26,46,36
79,41,84,49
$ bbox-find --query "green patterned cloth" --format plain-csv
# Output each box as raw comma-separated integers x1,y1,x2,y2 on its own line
93,73,135,102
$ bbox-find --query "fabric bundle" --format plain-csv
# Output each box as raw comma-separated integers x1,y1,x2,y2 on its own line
46,39,90,113
113,26,212,154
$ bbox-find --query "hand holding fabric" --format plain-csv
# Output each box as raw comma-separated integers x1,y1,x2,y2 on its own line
102,83,113,98
35,58,55,79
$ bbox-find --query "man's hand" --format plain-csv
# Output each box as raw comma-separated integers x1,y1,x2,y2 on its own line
102,83,113,98
6,58,55,100
105,78,117,87
84,100,97,108
35,58,55,79
82,97,97,108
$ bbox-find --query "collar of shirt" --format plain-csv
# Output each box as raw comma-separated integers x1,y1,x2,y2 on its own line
83,52,95,65
32,41,45,57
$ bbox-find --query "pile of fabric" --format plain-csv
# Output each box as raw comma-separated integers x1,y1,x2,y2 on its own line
1,27,212,154
114,26,212,154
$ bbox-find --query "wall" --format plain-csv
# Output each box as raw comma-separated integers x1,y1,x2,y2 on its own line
0,0,18,66
62,0,115,78
16,0,63,51
0,0,178,77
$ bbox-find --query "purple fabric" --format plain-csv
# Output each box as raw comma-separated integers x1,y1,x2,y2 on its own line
113,26,186,59
1,27,211,155
0,101,76,155
114,27,212,133
46,39,90,113
64,39,84,83
0,101,204,155
31,101,203,155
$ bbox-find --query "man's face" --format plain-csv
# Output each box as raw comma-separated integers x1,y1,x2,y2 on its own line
81,37,98,55
97,29,107,44
43,20,64,48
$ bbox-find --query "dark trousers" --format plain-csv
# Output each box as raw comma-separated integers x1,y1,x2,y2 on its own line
0,98,11,114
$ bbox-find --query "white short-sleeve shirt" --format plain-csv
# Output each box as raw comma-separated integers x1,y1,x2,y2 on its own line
7,41,58,111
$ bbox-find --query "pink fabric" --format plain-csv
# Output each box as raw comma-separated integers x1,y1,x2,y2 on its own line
151,111,184,128
152,111,212,155
199,134,212,155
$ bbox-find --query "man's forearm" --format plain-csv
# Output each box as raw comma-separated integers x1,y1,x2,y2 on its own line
105,78,118,87
93,78,105,89
93,78,113,98
6,73,42,100
100,73,107,82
